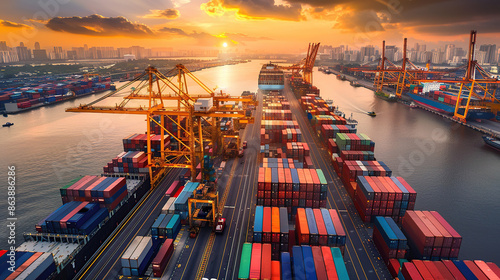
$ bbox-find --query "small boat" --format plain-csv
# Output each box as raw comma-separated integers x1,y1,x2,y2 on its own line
2,113,7,117
2,122,14,127
367,112,376,117
325,99,334,105
350,80,361,87
482,135,500,152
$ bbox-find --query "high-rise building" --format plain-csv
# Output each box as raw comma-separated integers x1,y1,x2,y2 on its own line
0,41,8,51
385,45,398,61
360,45,375,62
33,49,48,60
16,42,31,61
444,44,455,62
34,42,41,50
479,44,497,64
431,49,445,64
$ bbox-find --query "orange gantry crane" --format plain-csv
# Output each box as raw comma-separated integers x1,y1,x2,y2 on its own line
66,64,256,188
413,31,500,122
282,43,321,85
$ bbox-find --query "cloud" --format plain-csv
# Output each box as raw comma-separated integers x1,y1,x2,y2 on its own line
144,9,180,19
0,20,31,29
157,27,188,36
333,10,385,33
46,14,155,37
201,0,303,21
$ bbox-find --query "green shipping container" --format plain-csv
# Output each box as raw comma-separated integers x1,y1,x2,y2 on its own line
238,243,252,279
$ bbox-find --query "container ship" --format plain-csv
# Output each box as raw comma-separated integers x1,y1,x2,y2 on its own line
406,84,495,120
0,76,115,114
258,63,284,92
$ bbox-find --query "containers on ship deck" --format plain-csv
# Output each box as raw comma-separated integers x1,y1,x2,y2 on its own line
402,210,461,260
396,259,500,280
352,176,416,223
256,168,327,210
295,208,346,251
373,216,408,263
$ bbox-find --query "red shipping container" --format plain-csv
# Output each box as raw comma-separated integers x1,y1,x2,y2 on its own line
250,243,262,280
463,260,489,280
263,207,272,243
261,244,272,280
413,260,434,279
321,246,338,280
271,260,281,280
311,246,328,280
433,261,456,280
423,260,445,279
441,260,467,280
402,262,424,280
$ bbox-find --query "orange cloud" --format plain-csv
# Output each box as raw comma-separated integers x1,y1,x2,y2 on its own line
201,0,303,21
0,20,32,29
143,9,180,19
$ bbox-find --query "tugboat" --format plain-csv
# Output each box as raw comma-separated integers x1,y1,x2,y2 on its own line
367,111,376,117
2,122,14,127
482,135,500,152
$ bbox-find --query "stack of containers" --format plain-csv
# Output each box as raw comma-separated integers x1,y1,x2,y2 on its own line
262,109,293,120
285,142,310,164
151,213,181,241
161,197,176,214
402,210,462,260
253,206,289,260
260,120,299,145
281,128,302,144
261,158,301,169
373,216,408,263
151,239,174,277
292,245,350,280
295,208,347,252
256,168,328,210
36,201,109,235
396,260,500,280
335,133,375,152
0,251,56,279
174,182,200,220
259,145,287,159
354,176,417,223
122,134,171,157
339,161,392,192
339,151,375,161
60,176,128,210
103,151,148,174
121,236,159,277
321,124,357,139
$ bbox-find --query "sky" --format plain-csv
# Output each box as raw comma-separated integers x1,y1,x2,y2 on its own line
0,0,499,53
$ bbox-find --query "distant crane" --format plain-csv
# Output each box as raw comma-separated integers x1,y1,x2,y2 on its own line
282,43,321,85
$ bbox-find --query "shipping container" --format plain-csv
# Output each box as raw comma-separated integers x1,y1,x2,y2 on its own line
331,247,349,280
238,243,252,279
129,236,153,268
292,246,306,280
250,243,262,280
312,246,328,280
254,206,264,243
281,252,293,280
152,239,174,277
301,246,318,280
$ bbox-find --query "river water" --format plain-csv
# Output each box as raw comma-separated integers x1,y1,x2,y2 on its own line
1,60,499,264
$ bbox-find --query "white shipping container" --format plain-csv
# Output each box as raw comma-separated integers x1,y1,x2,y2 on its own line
121,236,143,268
16,253,54,280
129,236,152,268
161,197,176,215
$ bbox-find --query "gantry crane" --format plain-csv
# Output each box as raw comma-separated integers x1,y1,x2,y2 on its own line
66,64,257,188
282,43,321,85
413,31,500,122
349,39,446,97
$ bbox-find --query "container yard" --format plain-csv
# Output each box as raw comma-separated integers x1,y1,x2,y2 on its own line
2,53,499,280
0,76,115,114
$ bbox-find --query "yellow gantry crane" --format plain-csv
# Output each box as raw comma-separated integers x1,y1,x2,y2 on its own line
66,64,256,188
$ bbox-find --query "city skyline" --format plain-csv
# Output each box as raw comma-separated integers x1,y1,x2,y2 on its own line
0,0,499,54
